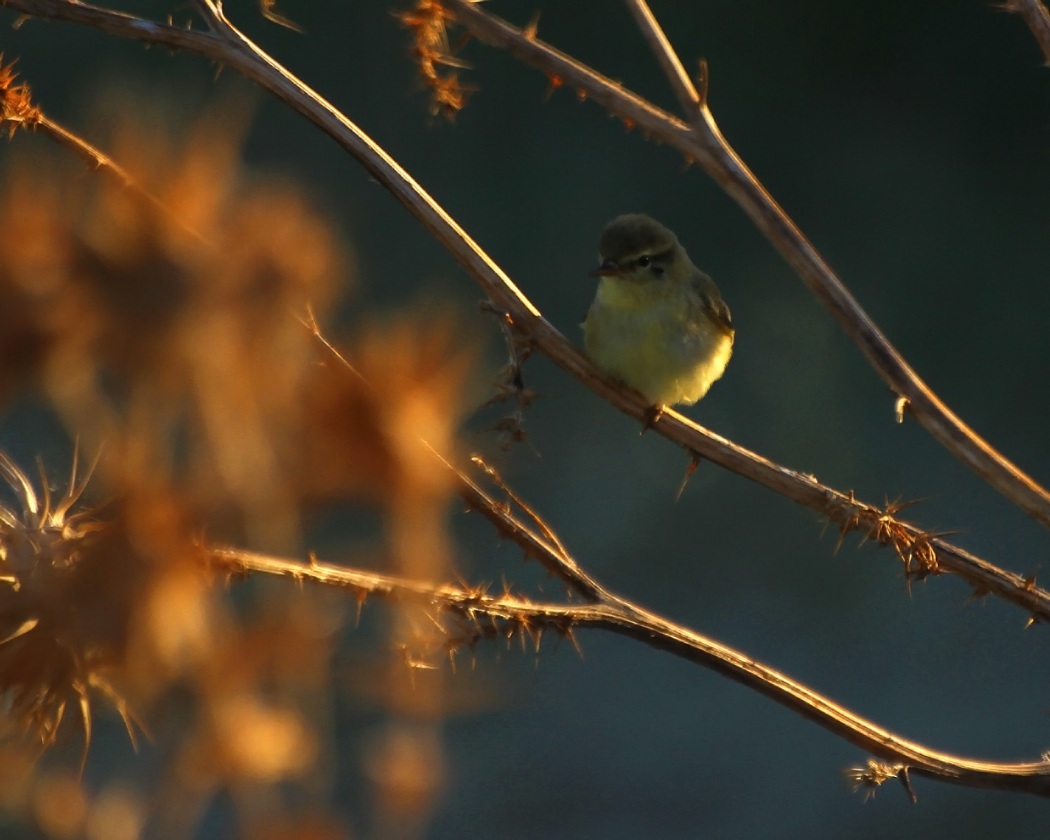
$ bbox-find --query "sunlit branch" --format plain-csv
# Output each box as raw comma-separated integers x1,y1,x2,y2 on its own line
209,545,1050,800
3,0,1049,624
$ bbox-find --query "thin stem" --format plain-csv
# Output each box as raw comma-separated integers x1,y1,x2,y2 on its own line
623,0,701,114
34,115,207,243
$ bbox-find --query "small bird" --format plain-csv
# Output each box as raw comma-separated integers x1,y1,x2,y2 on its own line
583,214,734,408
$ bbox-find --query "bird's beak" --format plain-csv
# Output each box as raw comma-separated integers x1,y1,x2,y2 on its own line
588,258,621,277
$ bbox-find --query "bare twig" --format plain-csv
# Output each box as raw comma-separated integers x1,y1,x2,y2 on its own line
467,455,573,565
4,0,1049,623
442,0,1050,528
452,451,609,601
36,115,207,243
2,1,221,54
312,314,1050,624
623,0,700,116
207,545,1050,799
309,311,1049,623
2,53,196,232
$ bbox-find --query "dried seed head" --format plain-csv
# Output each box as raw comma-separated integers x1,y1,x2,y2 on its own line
0,452,119,748
0,57,39,138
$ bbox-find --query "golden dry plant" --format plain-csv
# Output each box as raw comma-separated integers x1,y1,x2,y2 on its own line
0,94,350,542
396,0,474,119
0,72,482,838
0,56,39,138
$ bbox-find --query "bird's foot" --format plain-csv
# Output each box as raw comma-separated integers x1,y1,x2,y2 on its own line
640,404,666,435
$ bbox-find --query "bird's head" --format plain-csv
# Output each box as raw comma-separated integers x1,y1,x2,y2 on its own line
589,214,687,284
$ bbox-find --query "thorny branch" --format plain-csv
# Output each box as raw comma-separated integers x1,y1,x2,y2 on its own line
207,545,1050,800
3,0,1049,625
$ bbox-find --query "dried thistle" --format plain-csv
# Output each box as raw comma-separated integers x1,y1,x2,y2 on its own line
0,451,128,752
0,56,40,138
0,159,82,403
844,758,894,800
0,100,350,546
867,500,942,581
397,0,474,119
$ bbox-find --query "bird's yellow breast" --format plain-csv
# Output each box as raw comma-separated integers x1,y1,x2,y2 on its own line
583,275,733,406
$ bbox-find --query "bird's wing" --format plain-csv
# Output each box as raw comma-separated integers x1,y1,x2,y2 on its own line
690,270,734,334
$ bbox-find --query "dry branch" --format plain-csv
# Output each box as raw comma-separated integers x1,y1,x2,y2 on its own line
208,545,1050,800
3,0,1049,623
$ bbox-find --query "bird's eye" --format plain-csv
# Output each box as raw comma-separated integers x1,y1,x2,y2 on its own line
637,255,651,268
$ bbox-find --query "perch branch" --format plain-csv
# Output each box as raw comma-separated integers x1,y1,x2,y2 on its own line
442,0,1050,528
